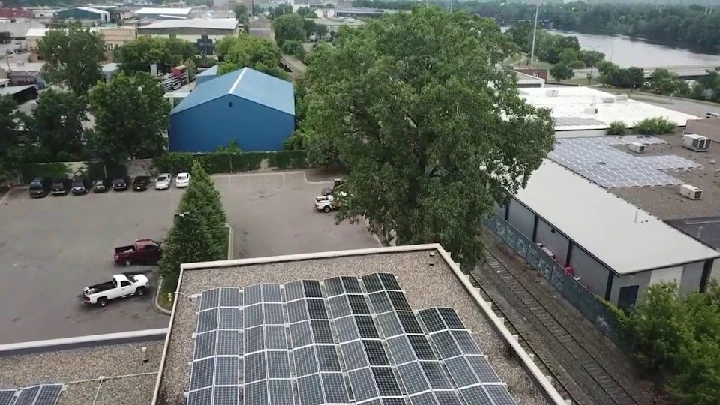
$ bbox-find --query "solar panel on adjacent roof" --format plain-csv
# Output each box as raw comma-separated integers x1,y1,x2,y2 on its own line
33,384,63,405
188,274,516,405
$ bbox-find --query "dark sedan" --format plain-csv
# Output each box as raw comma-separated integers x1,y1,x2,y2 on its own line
93,179,111,193
132,176,150,192
113,176,131,192
71,178,92,195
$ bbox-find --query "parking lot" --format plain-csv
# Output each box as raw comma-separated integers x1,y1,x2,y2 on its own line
0,171,378,344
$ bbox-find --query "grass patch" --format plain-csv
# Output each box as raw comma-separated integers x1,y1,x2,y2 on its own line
567,76,602,86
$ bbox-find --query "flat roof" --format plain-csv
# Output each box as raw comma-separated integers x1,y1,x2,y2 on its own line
0,330,166,405
609,134,720,220
0,85,34,96
520,87,698,131
138,18,237,30
154,246,564,405
135,7,193,15
515,160,719,274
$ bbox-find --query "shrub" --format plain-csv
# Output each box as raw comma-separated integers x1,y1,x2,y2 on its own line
635,117,676,135
152,151,310,175
606,121,628,136
18,162,69,183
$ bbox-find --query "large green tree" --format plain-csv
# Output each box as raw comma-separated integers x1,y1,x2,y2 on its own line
550,63,573,82
0,96,26,181
114,36,196,73
273,13,306,46
179,161,227,259
36,27,105,95
218,34,286,78
24,89,88,162
301,6,554,268
89,72,169,162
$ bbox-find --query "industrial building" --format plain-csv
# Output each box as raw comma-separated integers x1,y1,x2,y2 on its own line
520,87,697,138
334,7,385,18
497,159,719,309
169,67,295,152
195,64,218,86
54,7,111,23
133,7,194,20
137,19,238,54
514,71,545,88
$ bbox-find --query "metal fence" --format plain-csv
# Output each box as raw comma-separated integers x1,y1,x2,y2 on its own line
485,214,625,347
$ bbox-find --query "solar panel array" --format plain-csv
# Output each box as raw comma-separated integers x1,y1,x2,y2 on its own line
188,274,516,405
548,136,700,188
0,385,63,405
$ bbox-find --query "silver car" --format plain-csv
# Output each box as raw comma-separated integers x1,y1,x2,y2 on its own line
155,173,171,190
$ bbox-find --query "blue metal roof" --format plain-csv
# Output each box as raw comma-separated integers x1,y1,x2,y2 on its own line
197,65,218,77
172,68,295,116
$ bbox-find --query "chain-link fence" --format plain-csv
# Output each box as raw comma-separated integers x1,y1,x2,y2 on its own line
485,214,625,347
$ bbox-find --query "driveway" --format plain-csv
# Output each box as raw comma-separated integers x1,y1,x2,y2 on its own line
0,188,179,344
214,171,379,258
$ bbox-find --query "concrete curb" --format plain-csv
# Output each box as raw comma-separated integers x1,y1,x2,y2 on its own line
153,277,172,315
225,222,234,259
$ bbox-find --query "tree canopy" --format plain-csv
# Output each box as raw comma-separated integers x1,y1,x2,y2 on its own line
114,36,197,73
36,27,105,95
300,6,555,268
89,72,169,162
0,96,26,181
23,89,88,162
273,13,306,46
218,34,286,78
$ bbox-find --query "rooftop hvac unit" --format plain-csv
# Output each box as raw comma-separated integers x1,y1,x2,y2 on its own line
602,97,616,103
682,134,711,152
706,112,719,119
680,184,703,200
545,89,559,97
583,107,598,114
628,142,646,154
616,95,629,103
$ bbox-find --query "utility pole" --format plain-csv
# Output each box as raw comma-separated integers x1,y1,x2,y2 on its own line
530,4,539,67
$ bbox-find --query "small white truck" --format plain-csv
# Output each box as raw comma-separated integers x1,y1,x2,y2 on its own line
315,191,347,213
80,273,150,307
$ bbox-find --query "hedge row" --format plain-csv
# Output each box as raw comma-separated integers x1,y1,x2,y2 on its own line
151,151,309,175
18,161,127,184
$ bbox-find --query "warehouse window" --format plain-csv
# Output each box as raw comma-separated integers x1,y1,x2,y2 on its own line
228,101,233,107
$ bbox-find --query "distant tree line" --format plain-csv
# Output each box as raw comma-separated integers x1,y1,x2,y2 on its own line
353,0,720,52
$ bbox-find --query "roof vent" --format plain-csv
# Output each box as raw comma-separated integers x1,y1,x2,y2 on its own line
616,94,629,103
583,107,598,114
679,184,703,200
682,134,711,152
545,89,559,97
602,96,616,103
628,142,646,154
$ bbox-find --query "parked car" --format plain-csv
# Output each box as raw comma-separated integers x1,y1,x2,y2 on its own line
315,191,347,213
79,272,150,307
71,177,91,195
28,177,52,198
154,173,171,190
175,172,190,188
114,239,162,266
112,176,131,191
50,177,72,196
93,179,111,193
132,176,150,192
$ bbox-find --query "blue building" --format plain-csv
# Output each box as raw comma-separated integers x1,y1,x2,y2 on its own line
169,68,295,152
195,65,219,86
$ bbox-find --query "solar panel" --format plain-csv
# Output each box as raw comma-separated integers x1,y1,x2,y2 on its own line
323,277,345,297
268,379,294,404
348,367,380,402
32,384,62,405
213,385,239,405
321,372,350,403
0,390,15,405
200,288,219,310
215,356,240,386
245,284,263,306
188,387,212,405
303,280,323,298
190,357,214,390
378,273,401,291
362,273,384,292
194,330,216,359
189,277,516,405
267,350,292,378
341,276,362,293
297,373,324,405
262,283,282,302
219,287,242,307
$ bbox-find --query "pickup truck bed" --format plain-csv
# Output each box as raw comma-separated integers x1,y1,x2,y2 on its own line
80,272,150,307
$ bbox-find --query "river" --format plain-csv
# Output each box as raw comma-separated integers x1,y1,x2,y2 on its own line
548,30,720,69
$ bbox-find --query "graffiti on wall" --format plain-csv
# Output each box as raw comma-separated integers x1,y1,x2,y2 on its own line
485,214,623,346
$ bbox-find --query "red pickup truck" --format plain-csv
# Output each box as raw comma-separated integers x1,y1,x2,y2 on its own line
114,239,162,266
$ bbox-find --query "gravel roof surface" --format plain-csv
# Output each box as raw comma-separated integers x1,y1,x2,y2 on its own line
158,249,551,405
0,341,163,405
610,135,720,220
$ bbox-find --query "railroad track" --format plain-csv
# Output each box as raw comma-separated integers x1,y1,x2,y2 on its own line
470,248,641,405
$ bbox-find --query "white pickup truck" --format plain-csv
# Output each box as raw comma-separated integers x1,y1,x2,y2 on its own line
80,273,150,307
315,191,347,213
